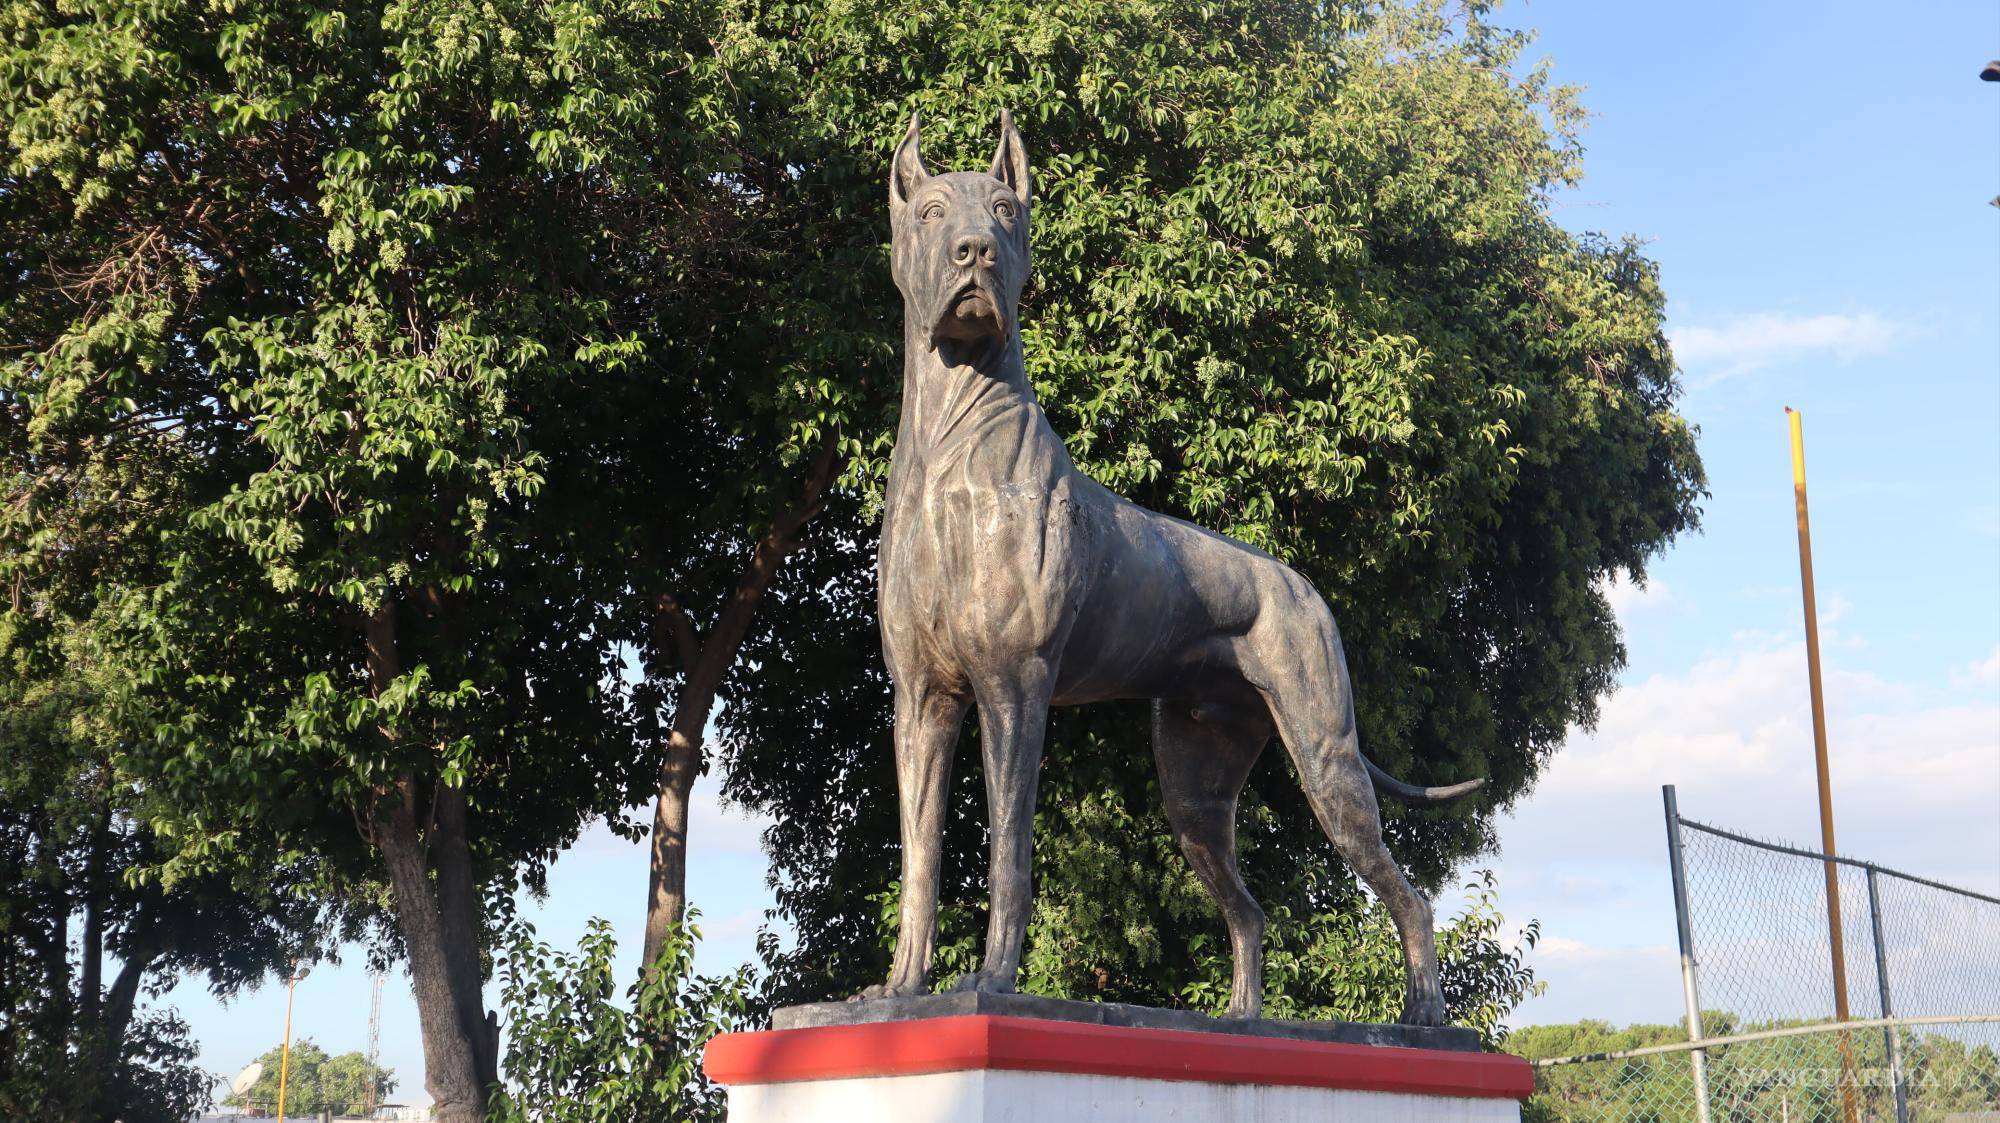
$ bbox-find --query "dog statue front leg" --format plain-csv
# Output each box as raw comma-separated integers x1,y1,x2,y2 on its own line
949,681,1054,994
857,683,967,1001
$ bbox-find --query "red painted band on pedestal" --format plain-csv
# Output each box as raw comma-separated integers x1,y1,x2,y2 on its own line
703,1015,1534,1099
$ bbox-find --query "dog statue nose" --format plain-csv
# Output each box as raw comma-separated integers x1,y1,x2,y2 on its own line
952,231,997,268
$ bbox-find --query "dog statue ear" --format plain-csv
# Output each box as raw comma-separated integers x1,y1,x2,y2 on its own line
890,114,930,211
989,108,1030,206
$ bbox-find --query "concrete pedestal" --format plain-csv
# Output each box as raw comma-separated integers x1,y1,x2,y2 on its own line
704,998,1532,1123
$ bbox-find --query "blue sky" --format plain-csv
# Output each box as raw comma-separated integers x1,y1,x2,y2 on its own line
164,0,2000,1104
1485,0,2000,1027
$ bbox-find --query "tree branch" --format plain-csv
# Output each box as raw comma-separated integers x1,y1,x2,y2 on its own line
652,592,701,674
676,433,840,735
642,433,841,962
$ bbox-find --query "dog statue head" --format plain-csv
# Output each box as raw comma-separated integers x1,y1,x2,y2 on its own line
889,110,1032,372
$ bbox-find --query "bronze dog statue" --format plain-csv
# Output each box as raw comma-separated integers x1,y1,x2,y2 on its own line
863,110,1481,1025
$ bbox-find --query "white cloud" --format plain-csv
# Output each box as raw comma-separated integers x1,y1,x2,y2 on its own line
1966,506,2000,541
573,782,772,859
1668,311,1905,384
698,908,776,944
1602,570,1677,620
1955,646,2000,690
1493,627,2000,1026
1510,633,1997,876
1511,938,1683,1027
690,785,774,857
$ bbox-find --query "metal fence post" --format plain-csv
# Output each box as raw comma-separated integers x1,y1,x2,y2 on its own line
1664,785,1714,1123
1867,866,1911,1123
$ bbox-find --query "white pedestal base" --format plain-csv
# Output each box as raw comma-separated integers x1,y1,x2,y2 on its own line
705,1011,1532,1123
728,1067,1524,1123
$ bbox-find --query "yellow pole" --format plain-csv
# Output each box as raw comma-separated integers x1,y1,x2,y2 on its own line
1787,407,1859,1123
275,969,299,1123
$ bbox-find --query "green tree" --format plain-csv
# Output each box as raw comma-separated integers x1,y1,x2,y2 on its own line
0,661,316,1123
708,0,1703,1013
1515,1017,2000,1123
0,424,361,1121
224,1039,395,1116
490,911,762,1123
0,2,755,1118
1513,1018,1701,1123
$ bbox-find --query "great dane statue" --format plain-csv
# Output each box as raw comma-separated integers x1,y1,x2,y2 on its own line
863,110,1482,1026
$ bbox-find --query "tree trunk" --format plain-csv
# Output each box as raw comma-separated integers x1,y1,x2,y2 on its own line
639,440,837,971
75,812,109,1123
430,781,498,1090
77,826,105,1024
99,949,150,1049
366,603,491,1123
49,825,70,1023
642,729,702,968
89,942,156,1123
77,819,135,1123
379,783,488,1123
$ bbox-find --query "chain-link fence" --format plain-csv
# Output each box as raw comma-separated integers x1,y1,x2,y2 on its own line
1525,787,2000,1123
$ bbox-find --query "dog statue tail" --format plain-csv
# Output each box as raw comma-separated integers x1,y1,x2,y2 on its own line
1365,757,1485,804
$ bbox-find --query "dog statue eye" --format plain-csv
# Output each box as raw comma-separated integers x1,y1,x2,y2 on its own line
919,201,945,223
993,199,1016,220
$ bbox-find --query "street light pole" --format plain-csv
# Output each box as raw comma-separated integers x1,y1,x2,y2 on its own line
275,969,301,1123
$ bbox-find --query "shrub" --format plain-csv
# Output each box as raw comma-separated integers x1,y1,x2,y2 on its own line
491,911,765,1123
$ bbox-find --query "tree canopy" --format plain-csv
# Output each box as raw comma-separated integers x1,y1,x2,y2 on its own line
710,0,1703,1008
1515,1016,2000,1123
0,382,361,1122
1,2,728,1114
224,1039,395,1116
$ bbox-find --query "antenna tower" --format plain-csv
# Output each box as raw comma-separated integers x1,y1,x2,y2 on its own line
364,969,384,1116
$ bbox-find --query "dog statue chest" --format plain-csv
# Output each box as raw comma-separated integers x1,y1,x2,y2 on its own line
883,452,1084,646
